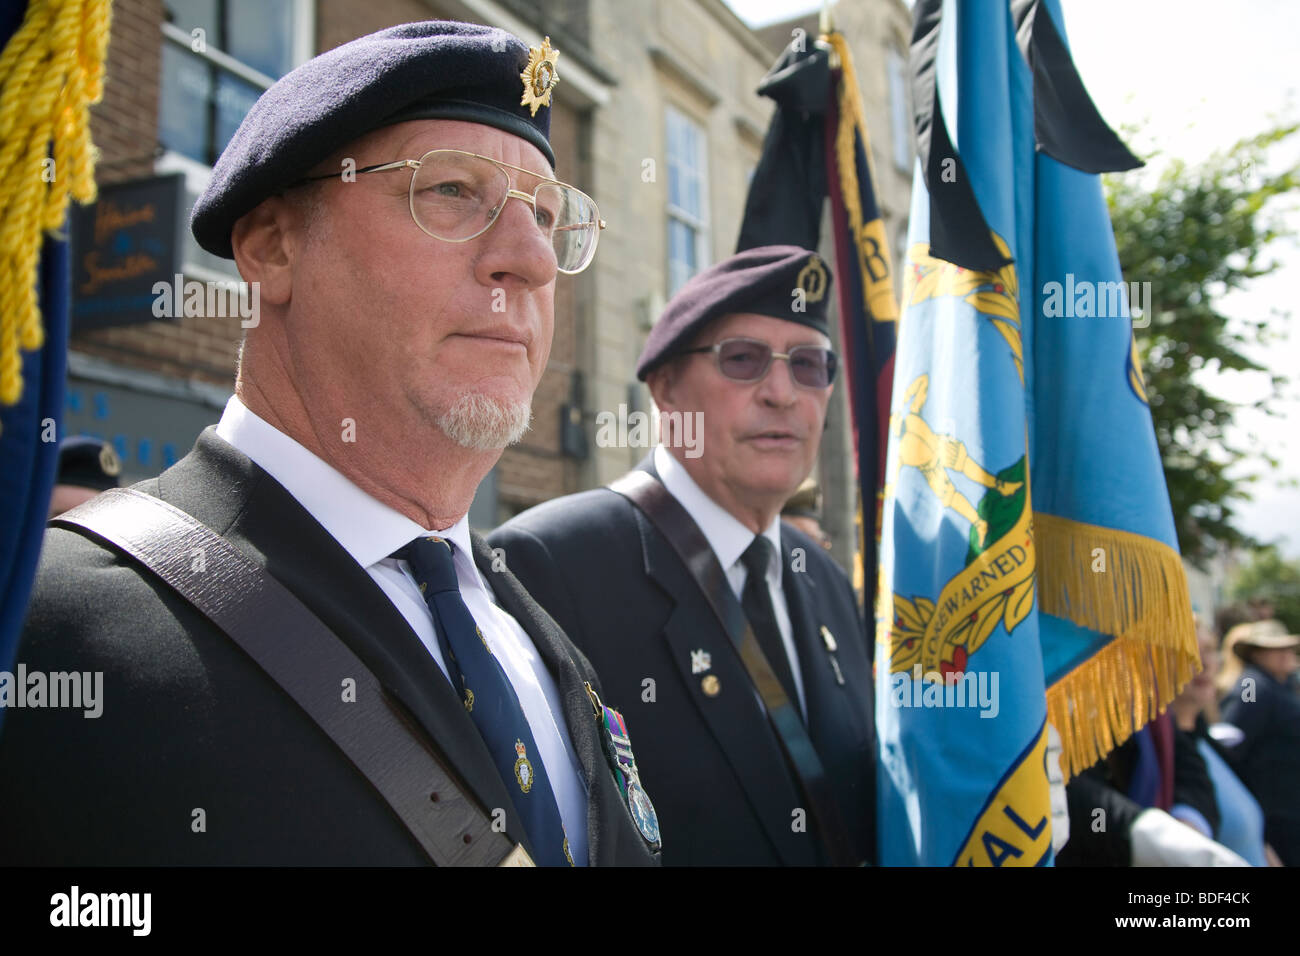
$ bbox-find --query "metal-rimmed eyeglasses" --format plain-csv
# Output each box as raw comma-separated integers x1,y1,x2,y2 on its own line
679,337,838,388
292,148,605,275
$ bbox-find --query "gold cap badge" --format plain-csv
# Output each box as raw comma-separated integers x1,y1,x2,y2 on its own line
796,255,828,303
520,36,560,117
98,443,121,477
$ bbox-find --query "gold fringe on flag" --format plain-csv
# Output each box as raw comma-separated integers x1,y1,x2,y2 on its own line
0,0,111,408
1035,511,1200,779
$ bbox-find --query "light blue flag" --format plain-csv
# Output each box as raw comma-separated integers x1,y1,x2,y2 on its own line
875,0,1198,866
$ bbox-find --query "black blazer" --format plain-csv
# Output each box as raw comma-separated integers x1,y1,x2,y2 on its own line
489,461,876,865
1221,666,1300,866
0,429,658,866
1057,718,1220,866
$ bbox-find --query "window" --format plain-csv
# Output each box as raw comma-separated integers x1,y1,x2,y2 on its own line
665,106,709,296
157,1,311,279
886,48,912,174
159,0,305,167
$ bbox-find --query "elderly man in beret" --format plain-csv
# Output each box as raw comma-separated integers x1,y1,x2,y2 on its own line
0,21,658,867
491,246,876,865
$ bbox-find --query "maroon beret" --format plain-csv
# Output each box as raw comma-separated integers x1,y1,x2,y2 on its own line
636,245,833,380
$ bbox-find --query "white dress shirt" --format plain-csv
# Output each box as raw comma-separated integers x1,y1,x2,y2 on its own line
215,396,588,864
654,445,807,716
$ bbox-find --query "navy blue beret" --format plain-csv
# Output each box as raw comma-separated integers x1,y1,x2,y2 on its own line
191,20,559,259
636,245,834,380
57,436,122,491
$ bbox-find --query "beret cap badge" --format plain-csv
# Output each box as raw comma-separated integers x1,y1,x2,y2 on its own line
520,36,560,117
98,444,122,477
634,245,834,380
796,255,829,303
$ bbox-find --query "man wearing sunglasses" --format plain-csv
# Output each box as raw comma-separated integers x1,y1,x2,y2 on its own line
0,22,659,867
491,246,876,865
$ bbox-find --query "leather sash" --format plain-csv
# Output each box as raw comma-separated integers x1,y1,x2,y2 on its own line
608,470,860,866
53,487,533,867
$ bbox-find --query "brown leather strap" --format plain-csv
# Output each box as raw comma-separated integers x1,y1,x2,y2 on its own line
608,470,860,866
52,487,532,867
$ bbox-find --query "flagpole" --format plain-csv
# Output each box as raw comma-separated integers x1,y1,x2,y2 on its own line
818,1,840,68
819,0,835,34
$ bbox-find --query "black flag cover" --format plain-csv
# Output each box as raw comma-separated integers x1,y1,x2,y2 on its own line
736,29,900,629
736,42,831,252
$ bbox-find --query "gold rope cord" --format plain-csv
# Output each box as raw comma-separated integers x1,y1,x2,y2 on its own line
0,0,111,408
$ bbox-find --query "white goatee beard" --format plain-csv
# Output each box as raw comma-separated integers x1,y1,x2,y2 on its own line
436,392,533,451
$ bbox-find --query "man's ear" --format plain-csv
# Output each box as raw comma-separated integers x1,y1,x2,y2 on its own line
645,364,677,413
230,196,300,307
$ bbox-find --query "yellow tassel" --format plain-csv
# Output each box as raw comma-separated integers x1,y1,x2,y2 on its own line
1035,511,1199,779
0,0,111,408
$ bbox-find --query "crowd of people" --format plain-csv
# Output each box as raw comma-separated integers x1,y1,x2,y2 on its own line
3,16,1293,869
1185,615,1299,865
1060,612,1298,867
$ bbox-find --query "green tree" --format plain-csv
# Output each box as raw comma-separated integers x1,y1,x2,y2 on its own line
1229,547,1300,634
1106,124,1299,564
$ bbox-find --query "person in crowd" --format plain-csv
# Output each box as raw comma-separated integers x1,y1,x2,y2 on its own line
1169,619,1276,865
0,21,658,867
47,435,121,517
781,477,832,551
491,247,877,865
1219,618,1300,865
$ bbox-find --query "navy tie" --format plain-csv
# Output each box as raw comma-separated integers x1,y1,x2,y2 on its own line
395,534,573,866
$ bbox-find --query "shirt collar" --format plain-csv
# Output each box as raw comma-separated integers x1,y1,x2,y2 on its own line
654,444,783,583
214,395,472,570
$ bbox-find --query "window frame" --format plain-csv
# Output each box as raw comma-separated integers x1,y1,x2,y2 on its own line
155,0,315,278
664,103,710,297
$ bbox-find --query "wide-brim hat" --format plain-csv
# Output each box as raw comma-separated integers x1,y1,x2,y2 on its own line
1223,619,1300,661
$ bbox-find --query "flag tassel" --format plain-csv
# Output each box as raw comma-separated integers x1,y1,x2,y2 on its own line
1037,512,1200,778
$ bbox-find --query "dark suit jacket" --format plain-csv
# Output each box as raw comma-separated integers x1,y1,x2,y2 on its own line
0,429,658,866
1057,720,1219,867
489,462,876,866
1221,666,1300,865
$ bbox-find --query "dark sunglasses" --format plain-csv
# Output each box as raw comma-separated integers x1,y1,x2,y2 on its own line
679,337,838,388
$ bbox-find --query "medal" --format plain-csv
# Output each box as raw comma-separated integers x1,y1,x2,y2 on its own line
584,682,662,850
